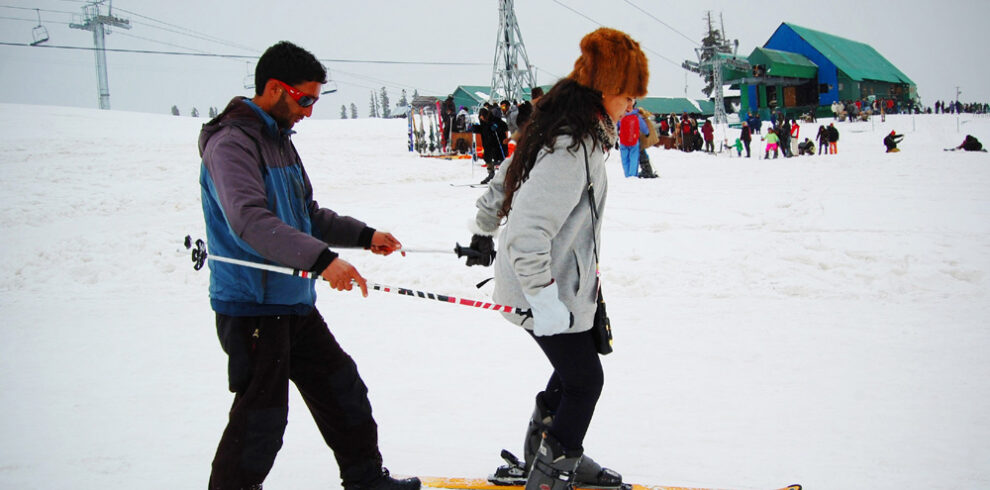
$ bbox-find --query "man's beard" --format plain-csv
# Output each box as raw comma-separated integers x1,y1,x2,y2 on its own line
270,96,295,129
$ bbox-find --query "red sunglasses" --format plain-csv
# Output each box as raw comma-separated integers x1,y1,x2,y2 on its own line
272,79,319,108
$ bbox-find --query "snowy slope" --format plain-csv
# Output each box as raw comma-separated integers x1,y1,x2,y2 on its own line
1,103,988,490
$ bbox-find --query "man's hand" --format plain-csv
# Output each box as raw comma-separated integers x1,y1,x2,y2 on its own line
320,258,368,297
369,231,404,256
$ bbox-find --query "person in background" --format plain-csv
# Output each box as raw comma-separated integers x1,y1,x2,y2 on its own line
740,121,752,158
827,122,840,154
441,95,456,152
463,27,648,490
779,118,792,157
473,107,509,184
618,103,647,177
816,124,829,155
530,86,545,103
502,100,520,134
701,119,714,154
762,128,779,159
789,119,800,157
955,134,985,151
883,130,904,153
198,41,419,490
637,106,659,178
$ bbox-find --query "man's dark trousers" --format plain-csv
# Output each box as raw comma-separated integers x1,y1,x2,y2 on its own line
209,309,382,490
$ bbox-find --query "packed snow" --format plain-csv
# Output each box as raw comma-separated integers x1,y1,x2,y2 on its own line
1,103,988,490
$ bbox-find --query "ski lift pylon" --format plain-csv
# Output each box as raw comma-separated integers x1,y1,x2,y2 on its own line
31,9,50,46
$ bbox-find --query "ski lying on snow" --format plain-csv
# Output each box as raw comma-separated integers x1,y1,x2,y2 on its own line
419,476,802,490
450,183,488,188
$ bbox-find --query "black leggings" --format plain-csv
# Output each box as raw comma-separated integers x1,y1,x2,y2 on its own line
531,329,604,452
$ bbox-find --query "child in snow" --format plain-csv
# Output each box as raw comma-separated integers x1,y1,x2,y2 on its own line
762,128,779,159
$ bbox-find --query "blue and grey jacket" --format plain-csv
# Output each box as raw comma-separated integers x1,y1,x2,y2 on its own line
198,97,374,316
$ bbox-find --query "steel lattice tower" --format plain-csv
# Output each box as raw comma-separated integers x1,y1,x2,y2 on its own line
489,0,536,104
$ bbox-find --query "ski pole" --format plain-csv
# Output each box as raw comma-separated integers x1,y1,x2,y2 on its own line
183,236,528,317
405,244,492,262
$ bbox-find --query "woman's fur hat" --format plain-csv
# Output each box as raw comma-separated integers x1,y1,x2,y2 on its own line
568,27,649,97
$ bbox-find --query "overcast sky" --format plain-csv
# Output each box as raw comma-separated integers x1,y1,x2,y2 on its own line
1,0,988,118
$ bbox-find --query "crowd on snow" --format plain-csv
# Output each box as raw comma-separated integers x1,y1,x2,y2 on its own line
434,91,986,183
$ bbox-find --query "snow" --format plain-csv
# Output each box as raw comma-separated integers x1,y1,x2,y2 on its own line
1,103,989,490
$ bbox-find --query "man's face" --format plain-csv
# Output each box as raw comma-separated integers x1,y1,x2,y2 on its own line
270,80,322,129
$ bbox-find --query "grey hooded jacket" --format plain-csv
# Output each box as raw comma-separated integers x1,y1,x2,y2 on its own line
473,134,607,333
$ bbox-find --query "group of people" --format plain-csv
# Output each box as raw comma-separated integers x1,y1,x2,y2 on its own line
198,28,650,490
652,112,714,155
733,116,841,159
935,100,990,115
441,94,541,185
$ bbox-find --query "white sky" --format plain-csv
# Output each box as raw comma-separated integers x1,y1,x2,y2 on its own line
1,0,988,118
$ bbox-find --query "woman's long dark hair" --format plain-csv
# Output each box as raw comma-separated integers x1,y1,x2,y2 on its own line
499,78,608,219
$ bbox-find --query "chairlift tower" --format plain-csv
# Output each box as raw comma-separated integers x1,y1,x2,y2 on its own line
70,1,130,110
681,12,747,126
489,0,536,104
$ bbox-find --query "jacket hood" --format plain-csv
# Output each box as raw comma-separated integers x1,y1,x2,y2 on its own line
198,97,268,157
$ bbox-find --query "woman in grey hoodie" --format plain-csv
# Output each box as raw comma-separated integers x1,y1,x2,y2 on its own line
465,28,649,490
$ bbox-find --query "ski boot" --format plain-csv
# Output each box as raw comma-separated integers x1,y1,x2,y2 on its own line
525,433,582,490
490,395,624,489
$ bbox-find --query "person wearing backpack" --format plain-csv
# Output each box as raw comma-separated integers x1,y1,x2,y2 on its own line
618,105,647,177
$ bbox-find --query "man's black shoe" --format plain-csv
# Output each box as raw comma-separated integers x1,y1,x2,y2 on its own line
346,468,421,490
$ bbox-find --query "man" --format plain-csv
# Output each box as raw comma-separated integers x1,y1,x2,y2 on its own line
198,41,421,490
473,107,509,184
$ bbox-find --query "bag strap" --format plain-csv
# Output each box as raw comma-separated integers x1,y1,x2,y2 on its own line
580,141,601,281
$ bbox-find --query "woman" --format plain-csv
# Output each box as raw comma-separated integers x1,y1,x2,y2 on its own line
464,28,648,490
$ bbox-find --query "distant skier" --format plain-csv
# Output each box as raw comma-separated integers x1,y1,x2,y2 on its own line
955,134,985,152
884,130,904,153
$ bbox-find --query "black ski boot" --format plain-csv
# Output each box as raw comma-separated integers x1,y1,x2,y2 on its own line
525,433,582,490
490,395,624,489
345,468,421,490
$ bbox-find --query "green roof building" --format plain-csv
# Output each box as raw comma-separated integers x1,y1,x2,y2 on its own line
737,22,917,119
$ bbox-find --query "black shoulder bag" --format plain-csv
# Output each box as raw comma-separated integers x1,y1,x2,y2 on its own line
581,142,614,355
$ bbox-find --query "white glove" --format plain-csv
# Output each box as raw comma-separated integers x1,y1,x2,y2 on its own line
524,282,572,337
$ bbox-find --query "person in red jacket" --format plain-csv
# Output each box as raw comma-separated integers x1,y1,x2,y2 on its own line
701,119,714,153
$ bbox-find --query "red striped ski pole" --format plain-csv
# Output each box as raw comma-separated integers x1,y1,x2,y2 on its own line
184,236,529,317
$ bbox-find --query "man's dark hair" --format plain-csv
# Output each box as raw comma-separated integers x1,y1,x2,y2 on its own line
255,41,328,96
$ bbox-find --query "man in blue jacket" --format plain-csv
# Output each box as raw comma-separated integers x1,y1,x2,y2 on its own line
198,41,420,490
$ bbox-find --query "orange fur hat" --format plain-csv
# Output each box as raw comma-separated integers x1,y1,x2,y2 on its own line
568,27,649,97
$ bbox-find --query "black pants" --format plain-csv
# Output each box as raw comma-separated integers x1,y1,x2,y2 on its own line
209,310,382,490
531,329,604,452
